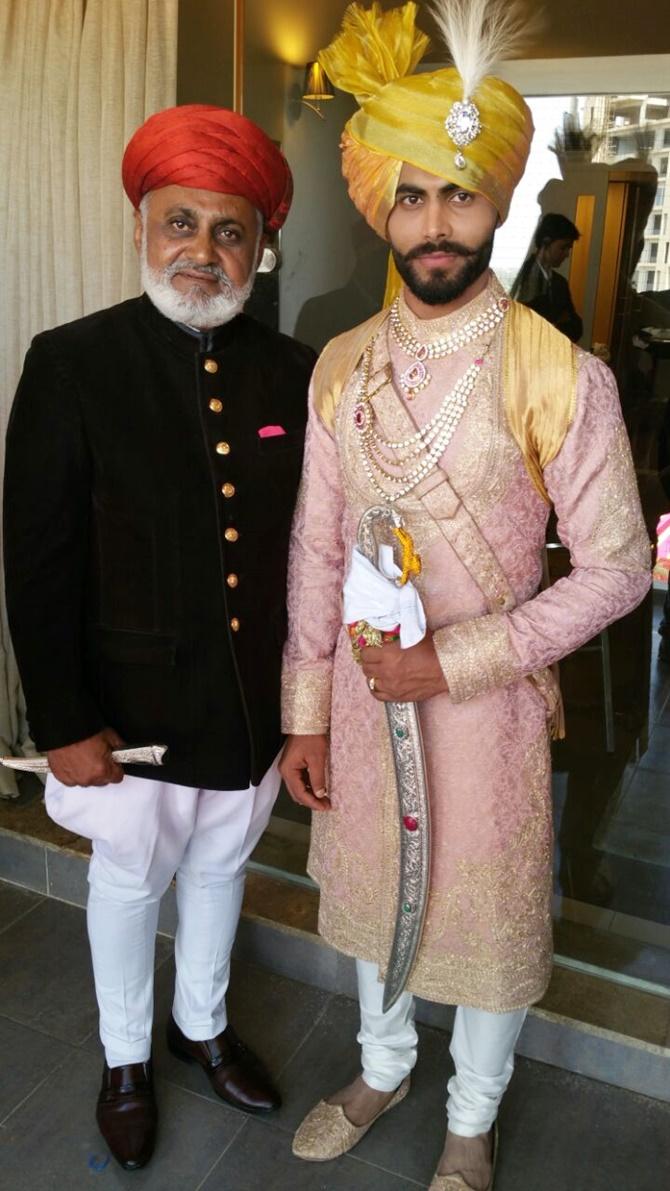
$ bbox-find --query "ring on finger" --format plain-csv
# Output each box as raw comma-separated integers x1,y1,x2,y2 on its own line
368,676,377,692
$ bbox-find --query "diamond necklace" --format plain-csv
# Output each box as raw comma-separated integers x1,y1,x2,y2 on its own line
353,339,488,503
391,294,509,396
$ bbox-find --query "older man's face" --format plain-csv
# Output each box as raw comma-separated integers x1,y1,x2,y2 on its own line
134,185,263,328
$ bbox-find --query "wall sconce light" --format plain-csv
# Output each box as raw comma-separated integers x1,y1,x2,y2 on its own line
302,61,334,119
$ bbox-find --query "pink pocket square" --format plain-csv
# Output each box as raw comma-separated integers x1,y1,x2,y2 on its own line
258,424,286,438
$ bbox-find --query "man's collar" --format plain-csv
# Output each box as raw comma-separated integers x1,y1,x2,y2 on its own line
139,293,245,356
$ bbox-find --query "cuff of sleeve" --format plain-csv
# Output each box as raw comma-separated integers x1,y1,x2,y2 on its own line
433,614,520,703
281,668,332,734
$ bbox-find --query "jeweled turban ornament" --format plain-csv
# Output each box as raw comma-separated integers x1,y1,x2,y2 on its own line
318,0,534,255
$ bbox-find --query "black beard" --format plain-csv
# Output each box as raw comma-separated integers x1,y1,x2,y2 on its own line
391,236,494,306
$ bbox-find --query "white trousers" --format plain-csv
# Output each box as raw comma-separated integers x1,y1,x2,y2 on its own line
45,763,280,1067
357,960,527,1137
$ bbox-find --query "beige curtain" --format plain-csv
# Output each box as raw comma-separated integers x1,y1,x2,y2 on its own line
0,0,178,795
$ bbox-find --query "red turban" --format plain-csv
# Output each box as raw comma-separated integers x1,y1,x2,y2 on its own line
122,104,293,232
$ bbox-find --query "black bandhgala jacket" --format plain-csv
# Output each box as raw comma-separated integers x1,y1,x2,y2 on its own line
4,295,316,790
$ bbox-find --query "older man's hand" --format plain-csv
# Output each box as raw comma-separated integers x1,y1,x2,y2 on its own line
360,633,448,703
47,727,125,787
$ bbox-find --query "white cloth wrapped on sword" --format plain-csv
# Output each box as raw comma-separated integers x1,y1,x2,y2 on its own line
343,544,427,649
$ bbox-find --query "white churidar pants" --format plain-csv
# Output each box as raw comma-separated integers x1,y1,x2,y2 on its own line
357,959,527,1137
45,762,280,1068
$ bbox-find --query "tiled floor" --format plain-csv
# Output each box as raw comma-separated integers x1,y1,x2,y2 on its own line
0,883,669,1190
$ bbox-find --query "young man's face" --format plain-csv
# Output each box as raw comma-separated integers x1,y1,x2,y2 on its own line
542,237,575,269
386,163,499,307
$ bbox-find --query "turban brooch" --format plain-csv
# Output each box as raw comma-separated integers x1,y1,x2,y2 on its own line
122,104,293,232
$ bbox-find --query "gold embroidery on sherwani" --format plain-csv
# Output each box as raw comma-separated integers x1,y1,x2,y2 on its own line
311,714,398,964
398,730,554,1012
587,421,652,572
434,614,518,703
281,669,332,734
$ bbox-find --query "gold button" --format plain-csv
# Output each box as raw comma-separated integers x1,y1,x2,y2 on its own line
204,358,218,374
225,528,239,542
209,398,223,413
496,594,506,607
216,441,231,456
221,482,235,498
226,573,239,588
230,617,240,632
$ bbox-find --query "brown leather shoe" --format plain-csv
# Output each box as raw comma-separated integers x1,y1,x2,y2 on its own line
96,1060,157,1171
166,1014,281,1113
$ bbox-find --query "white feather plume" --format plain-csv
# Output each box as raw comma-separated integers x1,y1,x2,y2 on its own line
429,0,534,100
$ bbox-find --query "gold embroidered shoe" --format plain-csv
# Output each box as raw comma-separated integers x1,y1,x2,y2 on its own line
292,1076,410,1162
429,1124,499,1191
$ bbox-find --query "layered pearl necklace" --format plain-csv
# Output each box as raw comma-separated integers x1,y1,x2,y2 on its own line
353,341,488,503
391,294,509,396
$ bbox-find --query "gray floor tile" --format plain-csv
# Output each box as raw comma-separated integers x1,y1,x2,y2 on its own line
0,882,43,934
0,899,98,1043
46,846,90,906
150,956,332,1105
268,994,449,1184
0,1049,243,1191
0,832,46,893
496,1056,670,1191
0,1015,74,1123
0,898,172,1046
271,995,362,1132
200,1118,423,1190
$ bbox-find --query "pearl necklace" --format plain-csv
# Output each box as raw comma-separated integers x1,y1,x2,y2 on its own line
391,294,509,395
353,341,486,503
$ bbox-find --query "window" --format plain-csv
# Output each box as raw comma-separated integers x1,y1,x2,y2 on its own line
664,128,670,148
646,269,656,288
653,214,662,234
649,242,659,262
659,156,669,178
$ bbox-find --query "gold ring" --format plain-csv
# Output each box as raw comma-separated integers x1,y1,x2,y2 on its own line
368,676,377,692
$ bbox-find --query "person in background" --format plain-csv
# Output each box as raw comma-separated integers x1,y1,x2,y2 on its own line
511,212,583,342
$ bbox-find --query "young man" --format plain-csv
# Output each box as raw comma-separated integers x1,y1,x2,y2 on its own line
4,104,314,1171
279,4,650,1189
511,212,583,342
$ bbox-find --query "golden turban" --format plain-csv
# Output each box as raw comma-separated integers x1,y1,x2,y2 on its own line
319,0,533,239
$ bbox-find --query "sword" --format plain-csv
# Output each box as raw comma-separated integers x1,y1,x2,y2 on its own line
0,744,168,774
354,506,431,1012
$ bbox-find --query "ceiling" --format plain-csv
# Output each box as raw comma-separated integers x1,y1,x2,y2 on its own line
245,0,670,66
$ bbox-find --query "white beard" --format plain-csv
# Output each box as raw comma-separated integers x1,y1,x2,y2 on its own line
140,237,256,330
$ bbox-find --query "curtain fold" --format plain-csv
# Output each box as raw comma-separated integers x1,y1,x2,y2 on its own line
0,0,178,794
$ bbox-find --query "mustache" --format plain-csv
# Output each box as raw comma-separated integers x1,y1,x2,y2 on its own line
163,260,233,287
403,239,475,263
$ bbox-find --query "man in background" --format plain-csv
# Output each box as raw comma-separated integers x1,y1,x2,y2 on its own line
511,212,583,342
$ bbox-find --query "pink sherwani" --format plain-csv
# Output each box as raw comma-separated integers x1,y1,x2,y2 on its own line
282,275,651,1012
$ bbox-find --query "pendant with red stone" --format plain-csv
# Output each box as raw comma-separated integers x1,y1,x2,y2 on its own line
403,815,419,832
353,402,368,431
400,344,430,396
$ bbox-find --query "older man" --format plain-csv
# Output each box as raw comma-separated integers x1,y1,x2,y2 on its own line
4,104,314,1170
